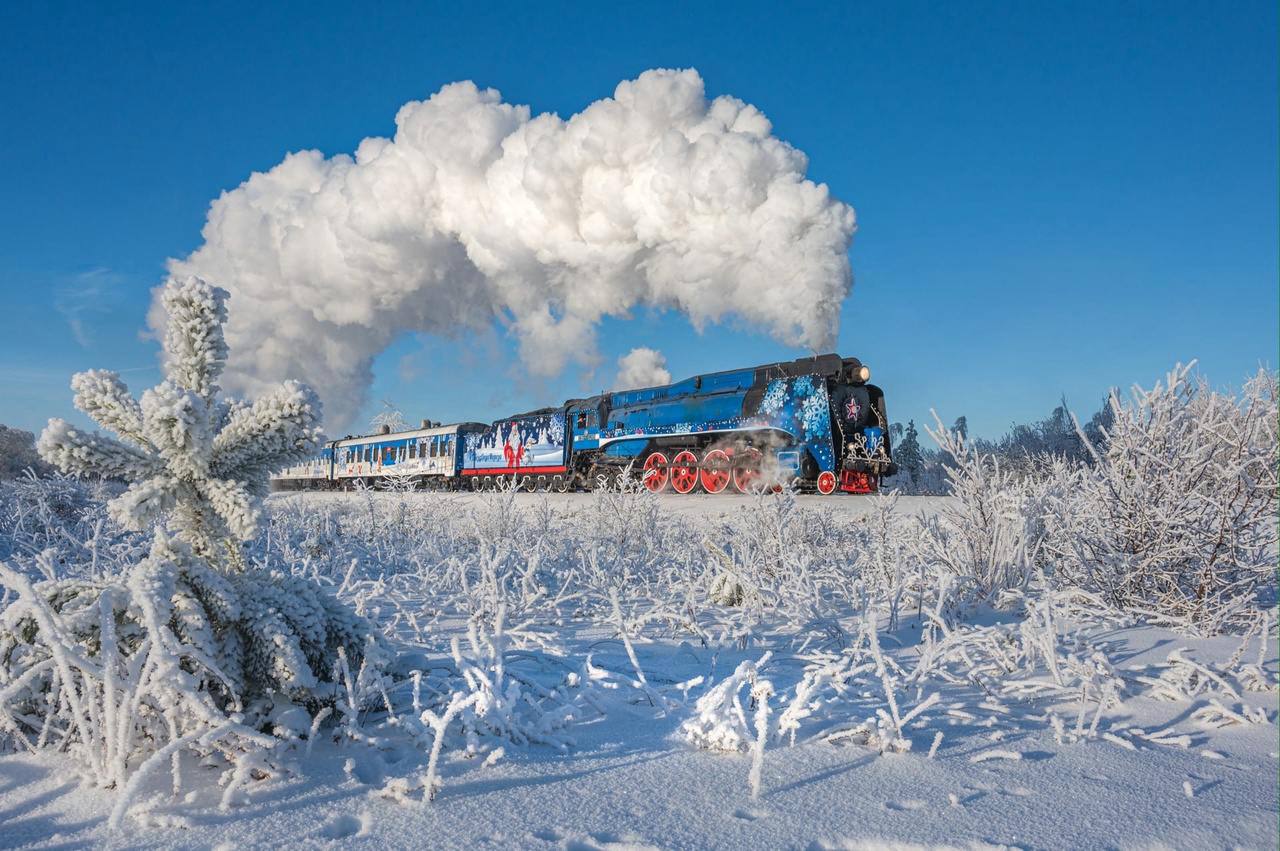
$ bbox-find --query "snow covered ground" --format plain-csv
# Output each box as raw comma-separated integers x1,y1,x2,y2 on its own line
277,488,956,520
1,624,1276,849
1,488,1275,850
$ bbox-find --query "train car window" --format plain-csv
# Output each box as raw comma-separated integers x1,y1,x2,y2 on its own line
576,412,587,429
431,436,439,457
444,436,453,456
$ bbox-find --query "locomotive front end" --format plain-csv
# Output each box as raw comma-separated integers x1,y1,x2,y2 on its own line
829,358,897,493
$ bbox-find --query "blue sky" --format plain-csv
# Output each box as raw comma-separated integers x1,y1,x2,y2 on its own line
1,0,1275,439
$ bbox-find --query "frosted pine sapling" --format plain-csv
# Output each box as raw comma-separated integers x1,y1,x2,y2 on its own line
0,275,386,818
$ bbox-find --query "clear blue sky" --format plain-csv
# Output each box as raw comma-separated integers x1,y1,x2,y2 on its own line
1,0,1275,439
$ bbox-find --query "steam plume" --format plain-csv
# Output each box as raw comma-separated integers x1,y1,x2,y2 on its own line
159,69,856,428
615,347,673,391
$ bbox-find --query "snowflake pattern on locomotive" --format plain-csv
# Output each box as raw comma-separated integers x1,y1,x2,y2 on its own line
463,413,568,471
593,374,835,473
747,375,835,473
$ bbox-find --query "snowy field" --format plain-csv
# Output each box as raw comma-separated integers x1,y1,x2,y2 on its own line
2,485,1275,850
274,488,957,520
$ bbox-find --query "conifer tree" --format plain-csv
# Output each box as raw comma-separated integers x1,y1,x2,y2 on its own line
38,276,322,564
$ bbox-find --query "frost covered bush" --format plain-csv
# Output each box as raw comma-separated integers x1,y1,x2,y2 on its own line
0,276,385,818
915,363,1277,632
1046,364,1278,632
0,473,139,575
915,421,1036,603
0,425,52,480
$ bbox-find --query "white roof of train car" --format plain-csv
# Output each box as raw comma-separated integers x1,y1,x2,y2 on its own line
333,423,478,448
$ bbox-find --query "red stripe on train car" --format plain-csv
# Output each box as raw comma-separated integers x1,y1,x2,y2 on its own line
461,466,568,476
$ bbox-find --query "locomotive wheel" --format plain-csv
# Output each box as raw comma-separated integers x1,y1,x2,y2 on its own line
732,447,763,494
642,451,670,493
552,474,568,493
669,450,699,494
816,470,838,495
699,449,731,494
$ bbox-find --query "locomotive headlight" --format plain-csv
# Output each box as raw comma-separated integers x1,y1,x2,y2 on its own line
857,365,871,383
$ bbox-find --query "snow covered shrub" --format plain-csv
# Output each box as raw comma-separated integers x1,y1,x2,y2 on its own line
0,424,51,480
681,651,775,798
1050,364,1278,632
447,606,581,750
777,620,939,755
0,473,142,578
0,276,386,811
915,419,1036,603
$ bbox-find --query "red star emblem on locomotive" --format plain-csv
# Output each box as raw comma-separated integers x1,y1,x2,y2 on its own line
845,397,860,420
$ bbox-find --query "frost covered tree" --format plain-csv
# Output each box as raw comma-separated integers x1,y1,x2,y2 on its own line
893,420,924,487
0,425,50,480
1,276,385,806
370,399,409,434
38,278,324,563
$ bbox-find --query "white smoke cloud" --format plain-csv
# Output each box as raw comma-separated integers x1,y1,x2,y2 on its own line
615,347,672,391
158,69,856,428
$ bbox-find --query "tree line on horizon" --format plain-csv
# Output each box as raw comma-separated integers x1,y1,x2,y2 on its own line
884,396,1115,495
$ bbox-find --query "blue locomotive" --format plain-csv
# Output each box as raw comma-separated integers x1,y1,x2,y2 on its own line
272,353,895,495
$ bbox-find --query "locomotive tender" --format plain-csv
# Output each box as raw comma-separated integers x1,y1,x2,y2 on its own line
271,353,895,495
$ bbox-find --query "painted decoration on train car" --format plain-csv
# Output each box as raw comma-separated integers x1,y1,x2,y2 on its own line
745,375,835,472
595,374,835,473
463,413,567,471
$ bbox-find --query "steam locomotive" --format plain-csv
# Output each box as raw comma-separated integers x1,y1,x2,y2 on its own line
272,353,895,495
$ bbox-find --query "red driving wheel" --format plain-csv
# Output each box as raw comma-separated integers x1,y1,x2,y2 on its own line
700,449,731,494
816,470,838,495
642,451,669,493
670,450,699,494
732,447,762,494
